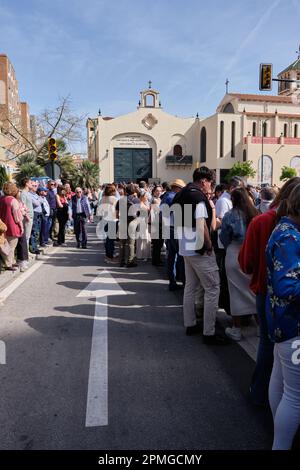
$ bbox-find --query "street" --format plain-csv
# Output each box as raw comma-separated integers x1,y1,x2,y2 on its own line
0,223,273,450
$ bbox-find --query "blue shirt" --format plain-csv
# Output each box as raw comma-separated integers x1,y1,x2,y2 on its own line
219,208,247,249
30,192,42,214
266,216,300,343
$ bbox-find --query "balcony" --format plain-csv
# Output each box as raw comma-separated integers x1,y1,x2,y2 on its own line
166,155,193,166
243,136,300,145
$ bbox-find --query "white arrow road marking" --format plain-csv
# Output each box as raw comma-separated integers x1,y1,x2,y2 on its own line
77,270,128,427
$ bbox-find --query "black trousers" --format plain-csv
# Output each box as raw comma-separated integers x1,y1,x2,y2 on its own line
16,232,28,262
74,213,87,246
215,247,231,315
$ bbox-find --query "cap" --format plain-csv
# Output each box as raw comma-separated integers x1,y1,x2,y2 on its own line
37,187,48,192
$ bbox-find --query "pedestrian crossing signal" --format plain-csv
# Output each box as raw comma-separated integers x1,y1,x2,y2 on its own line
48,137,58,161
259,63,272,91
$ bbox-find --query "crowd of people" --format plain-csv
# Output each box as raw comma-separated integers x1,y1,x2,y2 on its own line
0,169,299,449
0,179,94,272
96,170,300,450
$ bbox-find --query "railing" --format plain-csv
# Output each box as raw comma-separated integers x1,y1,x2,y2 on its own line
243,136,300,145
166,155,193,165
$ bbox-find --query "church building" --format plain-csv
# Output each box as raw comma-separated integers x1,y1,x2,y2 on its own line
88,53,300,186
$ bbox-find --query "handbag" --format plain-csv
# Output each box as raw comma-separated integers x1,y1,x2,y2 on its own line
0,240,11,258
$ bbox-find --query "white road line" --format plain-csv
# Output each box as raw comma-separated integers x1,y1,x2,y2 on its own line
85,300,108,427
0,248,59,303
80,271,127,427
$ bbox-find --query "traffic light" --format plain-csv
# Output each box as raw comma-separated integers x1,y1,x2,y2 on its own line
259,63,272,91
48,137,58,161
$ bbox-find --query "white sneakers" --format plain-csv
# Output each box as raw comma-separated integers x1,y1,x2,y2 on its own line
225,326,242,342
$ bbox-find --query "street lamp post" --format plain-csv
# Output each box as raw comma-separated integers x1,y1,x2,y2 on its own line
261,119,268,184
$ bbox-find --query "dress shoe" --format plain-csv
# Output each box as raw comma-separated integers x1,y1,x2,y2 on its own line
76,242,80,248
126,262,138,268
186,324,202,336
203,334,231,345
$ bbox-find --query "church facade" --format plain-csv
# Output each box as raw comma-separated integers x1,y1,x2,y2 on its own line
87,54,300,186
87,86,199,184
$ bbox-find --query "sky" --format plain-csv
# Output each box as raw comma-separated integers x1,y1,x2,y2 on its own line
0,0,300,153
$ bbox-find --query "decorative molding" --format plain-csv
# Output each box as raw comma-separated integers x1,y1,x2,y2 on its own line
142,113,158,130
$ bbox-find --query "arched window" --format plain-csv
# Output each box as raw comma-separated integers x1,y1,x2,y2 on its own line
145,94,155,107
294,124,298,138
258,155,273,185
252,122,256,137
284,123,288,137
223,103,234,113
243,149,247,162
290,156,300,175
263,121,267,137
220,121,224,158
231,121,235,158
173,144,183,156
200,127,206,163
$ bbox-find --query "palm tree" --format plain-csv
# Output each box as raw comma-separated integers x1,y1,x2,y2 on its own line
0,165,9,189
57,154,79,183
15,153,45,186
73,160,99,189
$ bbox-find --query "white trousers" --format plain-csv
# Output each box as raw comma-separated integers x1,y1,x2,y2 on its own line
269,337,300,449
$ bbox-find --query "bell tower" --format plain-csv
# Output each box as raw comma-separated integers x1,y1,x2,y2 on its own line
138,81,161,108
277,46,300,96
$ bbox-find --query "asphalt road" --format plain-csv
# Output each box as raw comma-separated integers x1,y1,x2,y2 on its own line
0,223,273,450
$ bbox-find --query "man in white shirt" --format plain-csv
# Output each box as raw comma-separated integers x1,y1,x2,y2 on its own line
174,167,228,345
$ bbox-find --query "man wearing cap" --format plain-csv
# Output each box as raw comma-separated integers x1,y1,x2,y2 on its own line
161,179,185,290
38,187,50,247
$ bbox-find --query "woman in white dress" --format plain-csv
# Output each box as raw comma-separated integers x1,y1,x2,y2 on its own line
136,189,151,260
220,187,259,341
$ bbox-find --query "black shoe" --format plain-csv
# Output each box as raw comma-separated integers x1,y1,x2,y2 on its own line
169,283,183,291
82,245,87,249
76,243,80,248
126,262,138,268
34,249,41,254
120,262,125,267
203,334,231,345
186,324,202,336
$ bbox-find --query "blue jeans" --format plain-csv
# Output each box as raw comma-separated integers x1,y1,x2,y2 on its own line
249,293,274,405
30,213,41,252
105,237,115,258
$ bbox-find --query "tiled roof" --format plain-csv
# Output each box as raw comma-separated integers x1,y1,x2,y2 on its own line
279,58,300,75
229,93,293,103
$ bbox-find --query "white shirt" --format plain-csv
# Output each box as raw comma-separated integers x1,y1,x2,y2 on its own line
215,192,232,249
76,197,83,213
178,202,208,257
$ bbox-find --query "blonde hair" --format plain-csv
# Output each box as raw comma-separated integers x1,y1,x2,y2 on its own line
2,182,18,197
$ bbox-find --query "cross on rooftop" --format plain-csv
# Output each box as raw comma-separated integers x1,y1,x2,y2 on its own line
148,80,152,89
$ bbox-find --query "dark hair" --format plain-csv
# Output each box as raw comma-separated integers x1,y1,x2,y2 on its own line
260,187,276,201
57,185,66,196
139,181,147,189
231,187,259,226
20,177,31,188
193,166,215,183
215,184,225,194
228,176,245,190
126,183,136,196
288,183,300,217
104,184,116,197
161,181,169,190
270,176,300,222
